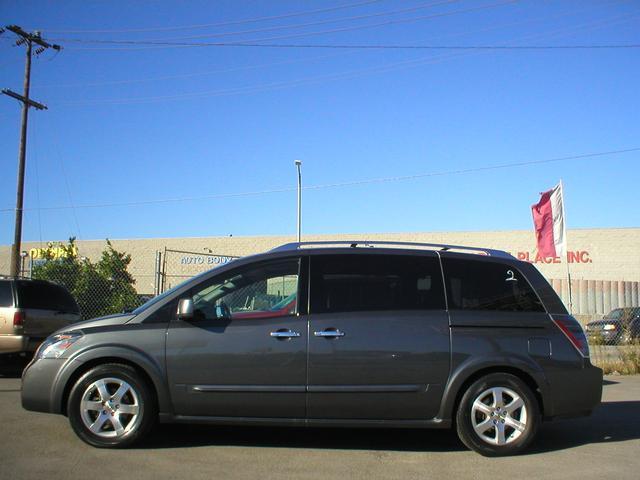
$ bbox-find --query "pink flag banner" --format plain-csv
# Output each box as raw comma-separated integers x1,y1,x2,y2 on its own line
531,182,566,258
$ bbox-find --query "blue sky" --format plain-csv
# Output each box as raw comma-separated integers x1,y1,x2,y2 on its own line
1,0,639,244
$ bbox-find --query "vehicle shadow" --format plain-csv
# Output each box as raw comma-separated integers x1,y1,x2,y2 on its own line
137,400,640,453
0,355,30,379
529,400,640,454
138,423,465,452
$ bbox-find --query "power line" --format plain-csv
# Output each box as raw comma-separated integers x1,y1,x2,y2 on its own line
56,0,519,50
50,121,83,239
59,4,640,52
34,51,353,88
46,8,640,106
2,147,638,213
49,46,640,106
143,0,461,41
33,0,387,33
34,2,631,89
61,41,640,51
30,114,43,245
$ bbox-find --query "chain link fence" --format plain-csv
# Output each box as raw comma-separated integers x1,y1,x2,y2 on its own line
156,248,239,294
0,241,156,320
0,246,242,320
30,260,144,320
18,242,151,320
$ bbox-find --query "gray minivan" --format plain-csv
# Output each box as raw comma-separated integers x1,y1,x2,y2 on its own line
21,242,602,456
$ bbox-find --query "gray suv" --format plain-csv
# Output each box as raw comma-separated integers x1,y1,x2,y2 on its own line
21,242,602,456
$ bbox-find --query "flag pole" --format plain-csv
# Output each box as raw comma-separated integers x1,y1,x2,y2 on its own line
560,179,573,314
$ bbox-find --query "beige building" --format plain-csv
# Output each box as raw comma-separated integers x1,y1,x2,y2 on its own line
2,227,639,320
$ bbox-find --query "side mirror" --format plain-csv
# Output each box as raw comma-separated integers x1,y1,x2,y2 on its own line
177,298,194,320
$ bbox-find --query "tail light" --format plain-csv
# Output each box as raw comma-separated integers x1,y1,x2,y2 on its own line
552,315,589,357
13,311,25,327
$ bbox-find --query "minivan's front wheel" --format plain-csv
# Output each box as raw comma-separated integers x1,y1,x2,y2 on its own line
67,363,156,448
456,373,540,456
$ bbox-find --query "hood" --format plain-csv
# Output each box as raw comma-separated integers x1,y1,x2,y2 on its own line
586,319,624,329
55,313,136,334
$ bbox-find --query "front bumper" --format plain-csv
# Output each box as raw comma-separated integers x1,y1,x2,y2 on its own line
587,329,621,344
21,357,68,414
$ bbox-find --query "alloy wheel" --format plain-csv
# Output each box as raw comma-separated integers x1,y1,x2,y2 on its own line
471,386,528,446
79,377,142,439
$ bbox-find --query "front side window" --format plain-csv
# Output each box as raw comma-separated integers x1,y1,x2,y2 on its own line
442,258,544,312
190,259,299,321
310,254,445,314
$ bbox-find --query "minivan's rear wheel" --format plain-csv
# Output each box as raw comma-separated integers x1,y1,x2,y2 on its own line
456,373,540,456
67,363,156,448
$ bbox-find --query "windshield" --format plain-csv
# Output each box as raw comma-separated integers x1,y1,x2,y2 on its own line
604,308,624,320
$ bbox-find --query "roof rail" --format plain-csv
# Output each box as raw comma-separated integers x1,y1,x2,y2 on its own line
270,241,514,259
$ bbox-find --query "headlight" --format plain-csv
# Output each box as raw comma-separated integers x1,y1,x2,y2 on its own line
36,332,83,359
603,324,617,331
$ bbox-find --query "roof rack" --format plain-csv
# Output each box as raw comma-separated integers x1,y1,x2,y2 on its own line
270,241,514,259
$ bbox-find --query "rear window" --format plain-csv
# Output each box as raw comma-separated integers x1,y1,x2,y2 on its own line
310,254,446,314
442,258,545,312
17,281,79,313
0,282,13,307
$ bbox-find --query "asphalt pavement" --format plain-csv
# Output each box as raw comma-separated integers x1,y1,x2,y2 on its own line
1,356,639,480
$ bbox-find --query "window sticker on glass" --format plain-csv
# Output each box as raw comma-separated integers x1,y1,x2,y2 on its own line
417,276,432,291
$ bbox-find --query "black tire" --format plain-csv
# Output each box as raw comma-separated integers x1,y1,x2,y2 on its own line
67,363,157,448
456,373,540,457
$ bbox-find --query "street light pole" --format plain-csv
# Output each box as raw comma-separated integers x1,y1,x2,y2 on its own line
294,160,302,243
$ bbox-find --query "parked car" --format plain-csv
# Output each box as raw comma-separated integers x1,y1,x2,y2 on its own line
0,277,81,355
586,307,640,345
21,241,602,456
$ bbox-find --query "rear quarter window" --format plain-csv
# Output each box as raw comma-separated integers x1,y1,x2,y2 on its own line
17,281,79,313
442,257,545,312
0,282,13,307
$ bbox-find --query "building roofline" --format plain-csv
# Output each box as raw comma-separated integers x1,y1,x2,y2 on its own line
9,226,640,245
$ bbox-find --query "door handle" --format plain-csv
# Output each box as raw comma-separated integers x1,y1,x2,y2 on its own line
270,329,301,339
314,329,345,338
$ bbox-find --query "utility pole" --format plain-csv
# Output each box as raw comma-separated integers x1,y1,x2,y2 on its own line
1,25,60,277
294,160,302,242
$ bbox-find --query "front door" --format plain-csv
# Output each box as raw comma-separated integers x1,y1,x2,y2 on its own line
165,257,307,418
307,253,450,420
